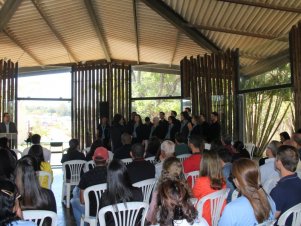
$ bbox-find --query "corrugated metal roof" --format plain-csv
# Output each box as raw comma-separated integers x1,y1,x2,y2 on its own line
0,0,299,71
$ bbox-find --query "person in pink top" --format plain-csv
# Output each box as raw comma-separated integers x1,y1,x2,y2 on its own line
183,135,204,187
192,150,226,226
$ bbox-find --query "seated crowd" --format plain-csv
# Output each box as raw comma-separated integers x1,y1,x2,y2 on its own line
1,109,301,226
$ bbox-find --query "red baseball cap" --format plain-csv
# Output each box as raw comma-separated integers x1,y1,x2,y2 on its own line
93,147,109,161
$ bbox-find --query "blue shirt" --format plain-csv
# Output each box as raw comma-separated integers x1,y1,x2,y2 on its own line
270,173,301,223
218,196,275,226
11,220,36,226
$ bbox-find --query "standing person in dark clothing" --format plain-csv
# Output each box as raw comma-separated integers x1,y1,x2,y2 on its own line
170,110,181,128
113,133,132,159
61,139,86,163
159,112,168,136
143,117,153,140
207,112,221,143
188,115,201,138
127,143,155,184
149,117,165,140
132,114,144,144
165,116,179,142
179,111,190,139
110,114,125,153
0,137,17,160
97,116,110,149
126,112,137,134
199,114,209,142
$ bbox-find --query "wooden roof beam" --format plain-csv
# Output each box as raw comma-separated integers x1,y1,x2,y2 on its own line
188,24,288,42
133,0,140,64
217,0,301,13
170,31,180,66
84,0,111,62
240,49,289,77
140,0,220,53
0,0,22,31
4,29,44,66
31,0,78,63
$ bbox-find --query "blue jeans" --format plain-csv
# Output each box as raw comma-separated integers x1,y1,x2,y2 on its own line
70,187,85,226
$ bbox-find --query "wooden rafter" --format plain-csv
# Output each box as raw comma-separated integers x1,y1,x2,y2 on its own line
133,0,140,64
170,31,181,65
140,0,220,53
84,0,111,62
217,0,301,13
31,0,78,63
0,0,22,31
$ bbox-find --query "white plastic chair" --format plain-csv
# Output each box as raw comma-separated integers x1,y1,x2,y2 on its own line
173,218,209,226
62,160,86,208
196,188,229,226
83,147,91,156
185,170,199,188
98,202,149,226
177,154,191,163
108,151,114,161
262,177,279,194
278,203,301,226
204,143,211,150
23,210,57,226
145,156,156,164
80,183,107,226
133,178,157,203
85,160,96,172
245,143,255,159
121,158,133,165
256,219,276,226
37,171,52,189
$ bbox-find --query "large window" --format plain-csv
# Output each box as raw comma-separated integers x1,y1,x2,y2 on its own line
131,70,182,119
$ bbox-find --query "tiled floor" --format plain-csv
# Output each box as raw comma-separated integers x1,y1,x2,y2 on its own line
52,168,76,226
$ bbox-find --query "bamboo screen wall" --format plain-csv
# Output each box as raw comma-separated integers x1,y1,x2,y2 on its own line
72,62,131,148
180,49,239,139
0,60,18,122
290,22,301,130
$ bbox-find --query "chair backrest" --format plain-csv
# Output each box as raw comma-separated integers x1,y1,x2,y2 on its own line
83,147,91,155
244,143,255,159
262,177,279,194
196,188,229,226
85,160,96,172
145,156,156,164
231,189,239,202
108,151,114,161
255,219,276,226
185,170,199,188
37,171,52,189
278,203,301,226
83,183,107,218
204,143,211,150
62,160,86,184
133,178,157,203
121,158,133,165
98,202,149,226
23,210,57,226
177,154,191,163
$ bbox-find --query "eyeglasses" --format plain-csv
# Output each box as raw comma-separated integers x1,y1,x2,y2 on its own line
1,189,21,200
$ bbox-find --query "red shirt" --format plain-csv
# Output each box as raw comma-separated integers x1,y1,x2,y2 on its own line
183,153,202,187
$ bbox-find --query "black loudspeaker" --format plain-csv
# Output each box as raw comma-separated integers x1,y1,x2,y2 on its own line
99,102,109,118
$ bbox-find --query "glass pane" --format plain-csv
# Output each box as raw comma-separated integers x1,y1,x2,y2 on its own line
18,72,71,98
131,71,181,98
131,99,181,120
239,64,291,90
17,100,71,165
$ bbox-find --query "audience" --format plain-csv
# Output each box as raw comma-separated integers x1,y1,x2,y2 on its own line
85,137,103,161
293,128,301,159
97,116,110,149
61,139,85,163
174,133,190,156
0,137,17,160
155,140,175,179
28,144,53,189
183,135,204,187
259,140,281,185
0,179,36,226
132,114,144,144
232,141,250,161
165,116,179,141
145,136,161,157
149,117,165,140
110,114,125,152
99,159,143,226
126,143,155,184
159,111,169,136
199,114,209,142
188,115,201,137
219,158,275,225
113,133,132,159
14,156,56,213
22,134,51,162
207,112,221,143
221,135,235,156
71,147,108,226
279,131,290,144
193,150,226,225
180,111,190,139
270,145,301,224
144,117,153,139
0,148,16,180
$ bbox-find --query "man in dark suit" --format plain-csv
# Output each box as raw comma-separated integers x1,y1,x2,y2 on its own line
149,117,165,140
97,116,110,149
113,132,132,159
207,112,221,143
0,113,17,148
127,143,155,184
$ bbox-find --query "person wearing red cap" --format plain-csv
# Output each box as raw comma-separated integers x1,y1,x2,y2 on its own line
71,147,109,226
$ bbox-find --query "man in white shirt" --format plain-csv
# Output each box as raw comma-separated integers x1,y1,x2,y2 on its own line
260,140,281,185
22,134,51,162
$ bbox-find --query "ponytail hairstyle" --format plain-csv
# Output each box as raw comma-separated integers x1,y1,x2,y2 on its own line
157,179,197,226
199,150,225,190
232,158,271,223
28,144,44,170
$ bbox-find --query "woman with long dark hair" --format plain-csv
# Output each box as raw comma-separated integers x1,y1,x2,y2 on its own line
132,114,144,144
232,141,250,162
0,179,35,226
61,139,85,163
193,150,226,225
28,144,53,189
180,111,190,140
14,156,56,213
99,159,143,225
219,158,275,225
